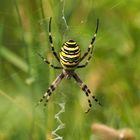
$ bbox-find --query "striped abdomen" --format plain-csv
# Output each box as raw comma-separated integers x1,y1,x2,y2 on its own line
60,40,81,69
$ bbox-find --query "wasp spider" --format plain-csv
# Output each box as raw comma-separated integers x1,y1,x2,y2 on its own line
37,17,101,113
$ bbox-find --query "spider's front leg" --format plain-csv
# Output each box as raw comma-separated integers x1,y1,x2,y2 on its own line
37,72,65,106
48,17,60,63
78,19,99,68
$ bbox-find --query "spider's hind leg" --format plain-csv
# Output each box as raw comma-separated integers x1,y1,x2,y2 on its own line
37,72,65,107
72,72,101,113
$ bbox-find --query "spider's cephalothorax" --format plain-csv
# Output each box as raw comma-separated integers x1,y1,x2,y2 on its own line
60,40,81,70
37,17,101,113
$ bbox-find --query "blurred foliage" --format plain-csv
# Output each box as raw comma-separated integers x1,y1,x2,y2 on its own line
0,0,140,140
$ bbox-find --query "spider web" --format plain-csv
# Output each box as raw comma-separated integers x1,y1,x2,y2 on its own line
49,0,67,139
51,102,65,140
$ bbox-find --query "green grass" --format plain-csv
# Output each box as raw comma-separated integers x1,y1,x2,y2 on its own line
0,0,140,139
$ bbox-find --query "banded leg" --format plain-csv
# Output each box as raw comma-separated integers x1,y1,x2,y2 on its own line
49,17,60,62
37,72,65,106
37,52,62,69
77,46,94,68
79,19,99,63
73,72,101,113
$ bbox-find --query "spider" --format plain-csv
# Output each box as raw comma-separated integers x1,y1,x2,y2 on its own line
37,17,101,113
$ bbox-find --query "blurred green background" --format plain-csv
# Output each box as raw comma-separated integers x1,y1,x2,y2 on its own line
0,0,140,139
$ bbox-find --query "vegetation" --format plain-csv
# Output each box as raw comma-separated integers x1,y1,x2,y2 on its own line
0,0,140,139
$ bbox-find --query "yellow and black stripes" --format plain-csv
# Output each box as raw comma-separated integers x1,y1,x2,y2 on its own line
49,17,60,62
37,17,101,113
61,46,80,55
60,40,81,69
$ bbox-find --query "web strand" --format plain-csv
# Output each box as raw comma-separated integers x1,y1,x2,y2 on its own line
51,103,65,140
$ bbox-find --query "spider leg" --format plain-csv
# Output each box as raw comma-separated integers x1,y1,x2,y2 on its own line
37,52,62,69
37,72,65,106
77,45,94,68
49,17,60,62
79,19,99,64
73,72,101,113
